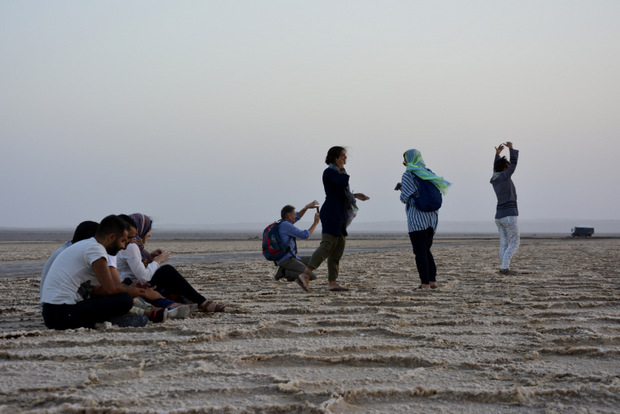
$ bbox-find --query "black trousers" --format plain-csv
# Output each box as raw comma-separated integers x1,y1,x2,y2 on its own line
42,292,133,330
408,227,437,285
151,264,206,305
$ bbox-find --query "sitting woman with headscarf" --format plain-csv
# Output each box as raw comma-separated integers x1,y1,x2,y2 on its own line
399,149,451,290
116,213,225,313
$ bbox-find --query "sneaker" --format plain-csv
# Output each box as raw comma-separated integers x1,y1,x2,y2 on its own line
498,268,518,275
109,314,149,328
273,266,282,280
133,297,150,310
94,321,113,330
167,304,191,319
188,303,198,314
149,307,168,323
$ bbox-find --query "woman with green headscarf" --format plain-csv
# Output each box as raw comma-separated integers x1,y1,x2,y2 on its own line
399,149,450,290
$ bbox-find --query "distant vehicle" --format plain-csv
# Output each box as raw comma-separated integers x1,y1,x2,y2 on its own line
571,226,594,237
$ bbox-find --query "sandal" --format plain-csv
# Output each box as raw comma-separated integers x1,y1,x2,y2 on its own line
199,300,226,313
296,272,310,292
328,285,349,292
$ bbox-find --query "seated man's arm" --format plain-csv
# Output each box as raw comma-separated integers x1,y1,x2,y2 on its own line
90,258,145,298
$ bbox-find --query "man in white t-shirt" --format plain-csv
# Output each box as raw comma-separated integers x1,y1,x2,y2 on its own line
41,215,148,330
40,221,99,307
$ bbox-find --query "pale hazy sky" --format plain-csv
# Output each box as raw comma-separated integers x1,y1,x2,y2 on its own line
1,1,619,229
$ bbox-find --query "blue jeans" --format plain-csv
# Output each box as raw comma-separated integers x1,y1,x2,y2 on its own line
495,216,520,269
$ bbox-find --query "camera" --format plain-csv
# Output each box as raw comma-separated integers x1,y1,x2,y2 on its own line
394,182,402,191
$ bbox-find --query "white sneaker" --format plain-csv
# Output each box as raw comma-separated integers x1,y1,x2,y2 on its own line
167,304,190,319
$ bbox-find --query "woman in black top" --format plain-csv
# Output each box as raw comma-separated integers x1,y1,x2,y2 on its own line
296,146,369,292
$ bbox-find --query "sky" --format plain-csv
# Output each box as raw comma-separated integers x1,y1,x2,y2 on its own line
1,0,619,230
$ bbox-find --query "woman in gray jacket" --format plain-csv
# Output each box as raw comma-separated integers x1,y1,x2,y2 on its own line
491,141,520,275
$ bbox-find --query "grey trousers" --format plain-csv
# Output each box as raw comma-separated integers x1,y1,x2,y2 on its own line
276,256,316,281
495,216,520,270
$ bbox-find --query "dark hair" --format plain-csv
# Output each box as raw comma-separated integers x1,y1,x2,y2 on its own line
96,215,130,239
118,214,137,229
280,205,296,219
71,221,99,244
325,146,346,165
494,156,510,172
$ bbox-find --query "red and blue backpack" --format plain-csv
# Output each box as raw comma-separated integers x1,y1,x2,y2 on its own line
262,220,290,262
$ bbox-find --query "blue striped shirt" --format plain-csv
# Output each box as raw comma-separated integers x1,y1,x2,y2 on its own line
400,170,438,232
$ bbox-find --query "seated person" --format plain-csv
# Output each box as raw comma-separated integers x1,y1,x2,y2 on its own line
109,254,190,322
116,213,225,313
40,220,99,308
41,215,148,330
273,201,320,282
107,214,191,322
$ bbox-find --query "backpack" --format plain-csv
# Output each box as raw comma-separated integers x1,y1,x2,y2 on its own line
262,220,290,262
410,173,442,212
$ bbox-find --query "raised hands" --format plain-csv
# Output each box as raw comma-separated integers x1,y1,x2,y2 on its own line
495,141,513,155
305,200,320,212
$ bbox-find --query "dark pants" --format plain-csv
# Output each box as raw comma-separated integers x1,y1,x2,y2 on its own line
151,264,206,305
276,256,316,281
42,292,133,330
409,227,437,285
307,233,346,282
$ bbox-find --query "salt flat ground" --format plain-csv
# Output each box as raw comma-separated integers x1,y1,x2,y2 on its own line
0,237,618,413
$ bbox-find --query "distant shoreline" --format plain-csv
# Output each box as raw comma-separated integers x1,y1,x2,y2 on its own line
2,218,618,241
1,229,618,242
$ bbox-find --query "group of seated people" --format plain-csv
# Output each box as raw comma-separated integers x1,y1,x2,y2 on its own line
40,214,225,330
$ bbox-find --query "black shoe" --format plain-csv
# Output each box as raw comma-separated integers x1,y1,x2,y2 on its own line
498,268,518,275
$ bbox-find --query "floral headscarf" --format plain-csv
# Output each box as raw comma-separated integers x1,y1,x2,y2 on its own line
404,149,451,195
129,213,153,266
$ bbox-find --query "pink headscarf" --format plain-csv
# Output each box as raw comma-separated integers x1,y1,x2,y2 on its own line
129,213,153,266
